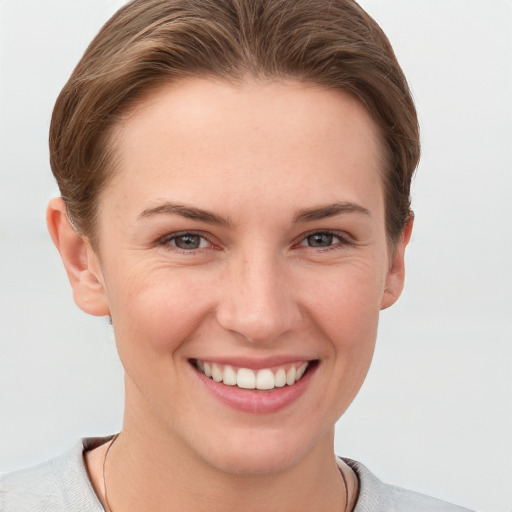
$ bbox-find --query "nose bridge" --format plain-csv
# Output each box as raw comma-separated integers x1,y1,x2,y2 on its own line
216,246,299,343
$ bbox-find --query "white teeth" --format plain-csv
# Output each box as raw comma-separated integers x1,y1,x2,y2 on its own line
223,365,237,386
196,360,311,390
211,364,223,382
237,368,256,389
286,366,296,386
274,368,286,388
256,369,275,390
296,362,307,380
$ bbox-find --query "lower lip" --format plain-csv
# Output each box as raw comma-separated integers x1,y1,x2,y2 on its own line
192,363,317,414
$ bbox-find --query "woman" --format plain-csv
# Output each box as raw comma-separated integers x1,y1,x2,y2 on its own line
0,0,476,510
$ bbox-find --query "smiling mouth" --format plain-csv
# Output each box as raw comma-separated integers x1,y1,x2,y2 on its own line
192,359,317,391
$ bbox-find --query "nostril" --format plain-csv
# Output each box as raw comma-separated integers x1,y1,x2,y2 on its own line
215,267,301,343
215,306,301,345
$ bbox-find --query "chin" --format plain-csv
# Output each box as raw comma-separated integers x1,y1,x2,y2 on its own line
193,424,329,476
204,446,306,476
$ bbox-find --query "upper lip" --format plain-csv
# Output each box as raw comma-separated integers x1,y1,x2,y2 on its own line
189,355,317,370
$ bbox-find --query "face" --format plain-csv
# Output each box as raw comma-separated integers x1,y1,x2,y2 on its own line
58,78,409,474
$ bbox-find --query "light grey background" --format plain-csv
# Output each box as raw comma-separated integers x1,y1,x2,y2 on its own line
0,1,511,511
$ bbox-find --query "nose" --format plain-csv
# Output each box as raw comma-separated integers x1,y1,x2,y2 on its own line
215,249,301,344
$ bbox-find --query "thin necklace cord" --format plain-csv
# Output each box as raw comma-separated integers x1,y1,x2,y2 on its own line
102,433,119,512
102,434,351,511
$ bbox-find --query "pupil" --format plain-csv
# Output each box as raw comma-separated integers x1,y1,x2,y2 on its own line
176,235,200,249
308,233,333,247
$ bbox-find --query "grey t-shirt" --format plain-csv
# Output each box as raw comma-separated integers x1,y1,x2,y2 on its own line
0,437,475,511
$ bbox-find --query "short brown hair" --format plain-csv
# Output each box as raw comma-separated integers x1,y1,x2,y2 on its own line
50,0,420,246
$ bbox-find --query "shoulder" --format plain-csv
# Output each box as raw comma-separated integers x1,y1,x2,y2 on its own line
342,458,477,512
0,439,106,512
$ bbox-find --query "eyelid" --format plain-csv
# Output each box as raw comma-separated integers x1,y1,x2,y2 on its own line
295,229,354,249
158,230,216,251
156,229,353,253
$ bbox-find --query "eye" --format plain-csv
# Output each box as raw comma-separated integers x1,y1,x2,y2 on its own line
160,232,211,251
298,231,348,249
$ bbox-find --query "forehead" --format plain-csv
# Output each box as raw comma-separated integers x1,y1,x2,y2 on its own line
118,77,382,154
107,78,384,216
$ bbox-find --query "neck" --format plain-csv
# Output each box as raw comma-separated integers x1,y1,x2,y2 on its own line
106,430,349,512
97,379,355,512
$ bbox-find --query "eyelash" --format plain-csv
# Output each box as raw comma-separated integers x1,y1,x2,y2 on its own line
158,231,214,253
295,230,352,251
158,230,352,253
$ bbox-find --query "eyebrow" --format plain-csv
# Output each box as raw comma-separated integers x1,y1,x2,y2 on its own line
292,202,370,223
138,202,232,227
138,200,370,226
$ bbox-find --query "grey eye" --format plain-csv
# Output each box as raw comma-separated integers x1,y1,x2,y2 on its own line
306,233,335,247
173,234,202,250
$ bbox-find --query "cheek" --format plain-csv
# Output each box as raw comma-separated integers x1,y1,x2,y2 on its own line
299,259,384,390
107,268,214,361
318,287,379,376
302,257,386,337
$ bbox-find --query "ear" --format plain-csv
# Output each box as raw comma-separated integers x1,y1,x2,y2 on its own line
380,218,414,310
47,197,110,316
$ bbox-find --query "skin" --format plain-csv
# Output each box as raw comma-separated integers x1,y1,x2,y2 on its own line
48,78,412,512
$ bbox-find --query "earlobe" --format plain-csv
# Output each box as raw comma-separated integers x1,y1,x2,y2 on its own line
46,197,110,316
380,219,414,310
